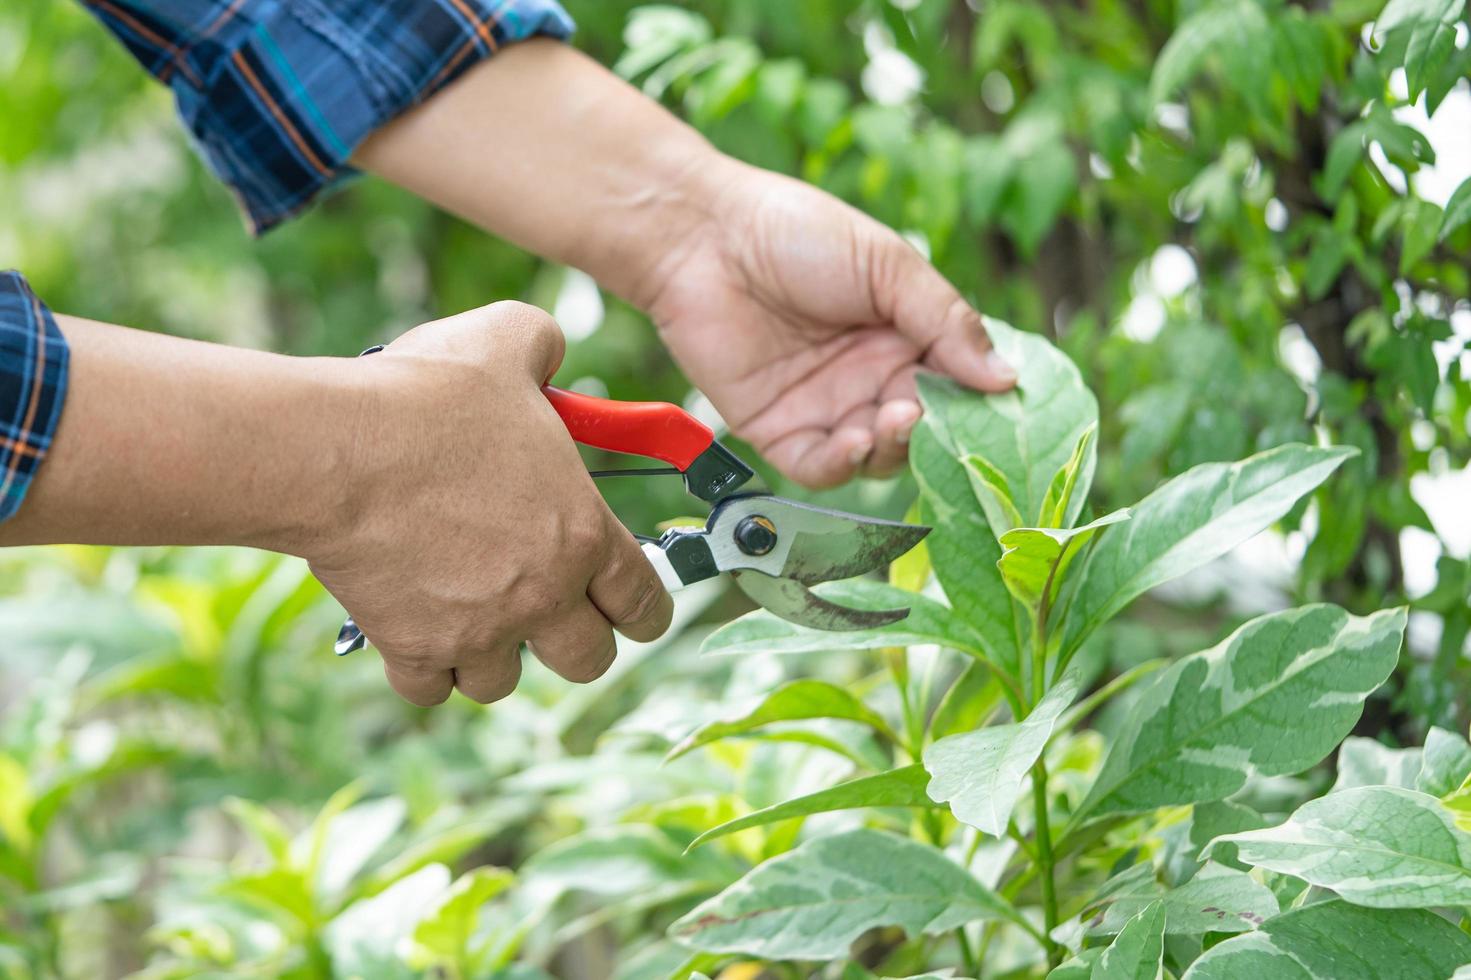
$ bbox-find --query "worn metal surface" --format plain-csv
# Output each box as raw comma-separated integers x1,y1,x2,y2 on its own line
705,494,929,582
730,569,911,630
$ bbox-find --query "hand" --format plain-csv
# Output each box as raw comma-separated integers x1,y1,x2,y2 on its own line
646,162,1017,489
308,303,673,706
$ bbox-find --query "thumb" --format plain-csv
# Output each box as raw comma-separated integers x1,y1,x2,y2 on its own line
392,301,567,384
488,301,566,384
879,237,1017,392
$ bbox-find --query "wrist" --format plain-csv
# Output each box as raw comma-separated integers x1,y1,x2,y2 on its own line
249,356,373,560
572,135,743,311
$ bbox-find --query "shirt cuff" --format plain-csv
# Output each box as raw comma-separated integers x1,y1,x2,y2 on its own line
0,272,70,524
170,0,575,234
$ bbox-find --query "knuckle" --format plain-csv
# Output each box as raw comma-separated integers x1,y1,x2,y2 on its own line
619,578,667,626
406,688,451,708
567,519,607,558
564,636,617,683
496,301,565,362
946,296,985,337
508,574,566,624
458,655,522,705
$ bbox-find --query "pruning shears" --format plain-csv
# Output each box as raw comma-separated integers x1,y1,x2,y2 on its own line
334,350,929,656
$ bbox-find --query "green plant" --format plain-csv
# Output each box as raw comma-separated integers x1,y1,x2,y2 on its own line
653,321,1469,977
137,783,534,979
4,0,1471,976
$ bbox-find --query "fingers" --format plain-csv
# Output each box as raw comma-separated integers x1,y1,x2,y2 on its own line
383,660,455,707
528,599,619,683
453,646,523,704
877,235,1017,393
588,514,674,643
762,425,875,489
864,399,922,477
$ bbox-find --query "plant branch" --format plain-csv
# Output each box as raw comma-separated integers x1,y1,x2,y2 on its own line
1053,659,1169,736
1029,594,1062,968
956,927,980,977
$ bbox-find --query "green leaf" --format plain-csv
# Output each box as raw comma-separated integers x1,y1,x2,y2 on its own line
412,867,514,965
1056,445,1356,659
0,757,33,856
354,808,525,902
1040,423,1098,529
1076,606,1404,821
313,797,407,902
914,321,1097,676
923,676,1079,836
222,797,292,865
752,58,805,124
1330,736,1421,792
1400,199,1444,274
1319,121,1368,199
1189,801,1268,871
964,453,1025,534
888,498,931,593
1083,863,1278,937
218,868,315,930
1405,17,1459,104
699,581,985,659
912,413,1017,675
1209,786,1471,907
686,766,940,850
1418,726,1471,797
919,319,1098,537
669,829,1019,957
1150,0,1271,106
1376,0,1466,103
963,135,1014,224
1440,176,1471,242
997,510,1130,613
666,679,897,761
526,826,734,899
1000,139,1076,255
1181,901,1471,978
615,6,712,80
1092,901,1164,980
1304,226,1348,301
931,660,1006,740
1049,950,1104,979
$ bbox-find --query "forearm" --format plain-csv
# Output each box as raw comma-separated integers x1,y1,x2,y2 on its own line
0,315,358,555
353,39,732,307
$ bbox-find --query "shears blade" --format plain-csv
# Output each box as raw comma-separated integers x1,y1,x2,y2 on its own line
730,569,913,630
703,495,929,631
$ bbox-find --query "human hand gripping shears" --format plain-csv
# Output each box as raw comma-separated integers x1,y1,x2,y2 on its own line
334,352,929,656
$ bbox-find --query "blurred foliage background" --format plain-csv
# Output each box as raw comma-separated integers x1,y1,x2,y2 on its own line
1,0,1469,976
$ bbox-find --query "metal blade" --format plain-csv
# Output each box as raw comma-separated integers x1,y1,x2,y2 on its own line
731,570,911,631
707,495,930,585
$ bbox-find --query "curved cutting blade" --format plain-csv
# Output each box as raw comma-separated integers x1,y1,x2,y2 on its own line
731,569,911,631
709,495,930,585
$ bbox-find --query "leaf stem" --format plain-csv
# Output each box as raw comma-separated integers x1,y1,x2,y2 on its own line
1031,757,1061,968
957,926,980,976
1053,658,1168,735
1029,582,1061,968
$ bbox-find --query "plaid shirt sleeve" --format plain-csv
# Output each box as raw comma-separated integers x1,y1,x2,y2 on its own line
79,0,575,233
0,273,70,524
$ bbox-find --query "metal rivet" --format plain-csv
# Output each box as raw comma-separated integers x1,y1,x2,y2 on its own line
735,515,778,556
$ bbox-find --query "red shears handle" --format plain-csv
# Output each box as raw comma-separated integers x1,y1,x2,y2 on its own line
542,386,714,471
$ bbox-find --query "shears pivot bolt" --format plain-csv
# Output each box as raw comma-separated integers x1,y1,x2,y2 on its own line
734,515,778,556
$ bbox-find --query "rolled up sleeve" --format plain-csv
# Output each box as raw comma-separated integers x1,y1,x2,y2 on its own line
80,0,575,233
0,273,70,524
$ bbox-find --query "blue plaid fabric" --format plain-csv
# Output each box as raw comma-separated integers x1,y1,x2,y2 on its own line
79,0,575,233
0,274,70,523
0,1,572,525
